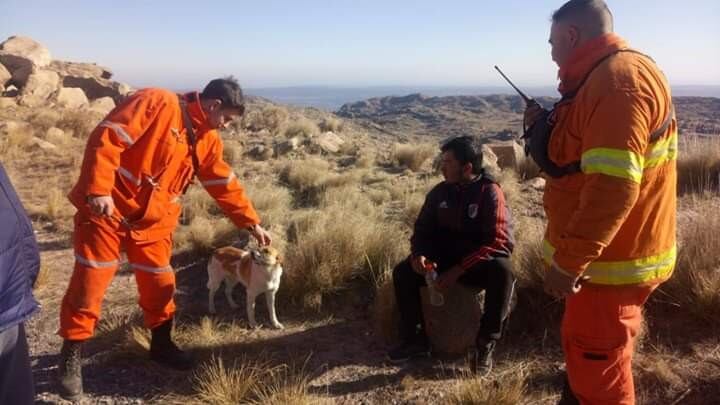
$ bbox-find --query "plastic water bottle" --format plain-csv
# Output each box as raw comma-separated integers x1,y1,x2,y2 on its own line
424,262,444,306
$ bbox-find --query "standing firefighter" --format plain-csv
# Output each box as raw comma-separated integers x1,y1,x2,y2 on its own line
524,1,677,404
57,77,271,401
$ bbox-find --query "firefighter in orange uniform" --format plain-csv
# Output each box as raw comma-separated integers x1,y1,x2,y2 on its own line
525,1,677,404
56,77,271,401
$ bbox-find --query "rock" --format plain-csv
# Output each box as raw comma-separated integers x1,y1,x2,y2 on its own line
30,136,57,151
527,176,546,191
18,69,59,107
0,97,15,109
88,96,116,115
421,285,485,354
314,131,345,154
481,144,501,174
61,75,126,102
0,36,52,87
0,36,51,67
0,63,10,90
487,140,525,170
275,136,301,155
54,87,89,109
49,60,112,80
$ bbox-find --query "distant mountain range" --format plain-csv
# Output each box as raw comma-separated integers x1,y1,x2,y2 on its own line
246,85,720,110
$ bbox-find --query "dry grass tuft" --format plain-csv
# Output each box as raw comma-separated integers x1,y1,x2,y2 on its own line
283,202,407,311
515,156,542,180
318,116,344,133
391,143,437,172
660,196,720,324
243,106,289,134
284,117,320,139
677,136,720,195
56,109,104,139
173,216,237,254
449,367,528,405
192,356,325,405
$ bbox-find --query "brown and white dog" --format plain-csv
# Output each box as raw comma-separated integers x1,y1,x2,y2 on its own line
206,245,284,329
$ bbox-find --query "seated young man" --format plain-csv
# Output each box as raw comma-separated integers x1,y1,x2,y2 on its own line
388,136,516,375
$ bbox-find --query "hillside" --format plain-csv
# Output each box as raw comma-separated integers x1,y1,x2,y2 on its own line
337,93,720,141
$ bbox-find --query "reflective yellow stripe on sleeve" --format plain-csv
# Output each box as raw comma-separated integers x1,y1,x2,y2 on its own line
581,147,644,183
543,240,676,285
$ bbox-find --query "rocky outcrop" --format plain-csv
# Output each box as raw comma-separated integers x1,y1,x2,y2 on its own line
18,69,59,107
0,36,132,106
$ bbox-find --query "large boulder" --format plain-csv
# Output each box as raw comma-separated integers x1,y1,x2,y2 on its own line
18,69,59,107
54,87,89,109
88,96,116,115
487,140,525,170
49,60,112,80
0,36,52,87
61,75,130,102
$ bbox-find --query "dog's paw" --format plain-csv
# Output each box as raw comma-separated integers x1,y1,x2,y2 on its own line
248,321,259,329
271,321,284,330
208,308,217,315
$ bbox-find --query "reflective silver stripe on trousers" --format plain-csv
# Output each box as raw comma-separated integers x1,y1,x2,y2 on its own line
75,254,119,268
130,263,174,273
117,167,142,186
99,121,135,146
201,172,236,187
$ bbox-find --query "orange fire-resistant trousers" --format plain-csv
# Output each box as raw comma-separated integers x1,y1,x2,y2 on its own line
562,283,657,405
59,215,176,341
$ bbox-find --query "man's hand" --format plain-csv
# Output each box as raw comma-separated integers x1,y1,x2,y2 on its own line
435,265,463,292
247,224,272,246
524,102,548,129
544,264,589,299
411,255,432,275
87,195,114,217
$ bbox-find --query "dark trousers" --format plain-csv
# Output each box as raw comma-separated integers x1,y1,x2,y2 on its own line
393,256,515,345
0,323,35,405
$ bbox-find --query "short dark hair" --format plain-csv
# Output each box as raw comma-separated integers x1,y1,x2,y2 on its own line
552,0,613,34
440,136,483,175
201,76,245,111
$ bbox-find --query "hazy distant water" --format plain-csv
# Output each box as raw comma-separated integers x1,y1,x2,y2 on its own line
246,85,720,110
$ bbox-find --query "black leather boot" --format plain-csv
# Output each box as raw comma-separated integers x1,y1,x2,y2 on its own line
58,340,84,401
149,319,195,370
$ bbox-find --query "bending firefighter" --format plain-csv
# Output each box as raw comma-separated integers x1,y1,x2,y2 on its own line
524,1,677,404
57,78,271,401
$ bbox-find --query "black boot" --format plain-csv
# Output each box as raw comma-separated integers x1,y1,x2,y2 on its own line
468,339,496,376
57,340,84,401
149,319,195,370
387,333,431,363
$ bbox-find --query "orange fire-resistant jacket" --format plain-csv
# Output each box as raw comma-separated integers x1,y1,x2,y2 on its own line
69,89,260,241
543,34,677,286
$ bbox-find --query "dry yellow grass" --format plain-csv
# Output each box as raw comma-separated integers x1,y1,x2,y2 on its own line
391,143,437,172
661,196,720,324
242,105,289,135
449,368,528,405
284,117,320,139
318,116,344,133
677,136,720,195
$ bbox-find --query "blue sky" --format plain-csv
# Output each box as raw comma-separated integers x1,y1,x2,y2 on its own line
1,0,718,89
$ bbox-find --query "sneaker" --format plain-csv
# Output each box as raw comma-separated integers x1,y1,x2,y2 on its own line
387,341,431,363
468,340,495,376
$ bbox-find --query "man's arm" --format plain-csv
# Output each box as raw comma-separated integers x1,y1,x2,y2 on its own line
552,88,651,274
196,133,265,242
458,182,512,272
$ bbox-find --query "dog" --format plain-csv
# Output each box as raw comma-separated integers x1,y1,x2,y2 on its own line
206,245,284,329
